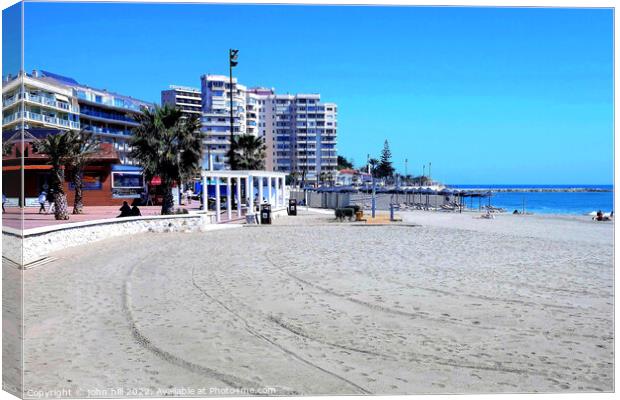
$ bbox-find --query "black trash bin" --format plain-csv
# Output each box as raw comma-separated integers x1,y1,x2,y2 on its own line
260,203,272,224
288,199,297,216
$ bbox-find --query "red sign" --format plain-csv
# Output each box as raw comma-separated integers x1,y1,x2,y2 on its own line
150,176,162,186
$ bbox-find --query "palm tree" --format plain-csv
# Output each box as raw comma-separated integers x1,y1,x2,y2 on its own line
319,172,328,186
288,171,300,187
130,105,202,215
230,134,265,170
65,130,100,214
226,134,265,210
2,141,14,157
34,132,74,220
326,171,335,186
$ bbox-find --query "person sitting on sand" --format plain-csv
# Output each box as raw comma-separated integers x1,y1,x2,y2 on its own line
117,201,132,218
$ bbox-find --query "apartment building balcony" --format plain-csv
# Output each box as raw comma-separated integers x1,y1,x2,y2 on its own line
211,92,246,102
178,108,202,115
175,93,201,100
211,149,231,158
203,139,231,147
3,111,80,130
296,161,317,166
76,96,147,114
2,95,19,109
81,114,139,127
80,108,139,126
203,109,231,116
3,92,79,113
86,126,133,137
175,100,201,108
203,119,242,127
295,132,317,137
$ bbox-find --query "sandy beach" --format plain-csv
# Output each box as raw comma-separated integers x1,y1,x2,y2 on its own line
17,210,613,396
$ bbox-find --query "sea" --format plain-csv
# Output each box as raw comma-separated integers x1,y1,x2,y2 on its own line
448,184,614,215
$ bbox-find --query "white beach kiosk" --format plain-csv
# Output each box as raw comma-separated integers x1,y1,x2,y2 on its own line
200,169,288,223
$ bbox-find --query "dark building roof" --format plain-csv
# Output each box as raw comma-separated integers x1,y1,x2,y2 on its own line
40,70,80,86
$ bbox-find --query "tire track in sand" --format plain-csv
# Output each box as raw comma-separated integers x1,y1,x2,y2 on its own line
262,252,598,382
201,259,397,361
266,251,607,341
122,260,271,392
190,267,371,395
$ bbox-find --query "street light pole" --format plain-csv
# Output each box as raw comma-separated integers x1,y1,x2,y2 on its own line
229,49,238,171
429,162,431,183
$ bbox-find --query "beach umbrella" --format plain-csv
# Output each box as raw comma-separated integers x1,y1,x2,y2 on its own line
414,187,423,204
422,188,431,209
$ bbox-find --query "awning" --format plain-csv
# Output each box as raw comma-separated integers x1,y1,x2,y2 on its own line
55,94,70,103
3,165,53,171
111,164,143,172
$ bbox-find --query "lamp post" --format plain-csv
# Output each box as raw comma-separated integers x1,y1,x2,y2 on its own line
428,162,431,183
228,49,240,213
404,158,408,183
228,49,238,170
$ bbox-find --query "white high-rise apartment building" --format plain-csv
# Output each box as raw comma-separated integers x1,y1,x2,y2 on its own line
161,85,202,118
200,74,247,170
201,74,338,181
248,89,338,182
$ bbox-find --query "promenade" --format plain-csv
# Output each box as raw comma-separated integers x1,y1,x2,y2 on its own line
1,203,244,231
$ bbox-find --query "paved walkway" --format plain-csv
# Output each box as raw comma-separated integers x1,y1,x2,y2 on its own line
0,201,250,230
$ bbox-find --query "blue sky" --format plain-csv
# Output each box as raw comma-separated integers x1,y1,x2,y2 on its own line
16,3,614,184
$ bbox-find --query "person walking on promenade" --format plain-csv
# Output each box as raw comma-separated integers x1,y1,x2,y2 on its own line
38,191,47,214
185,188,193,205
46,189,55,215
2,193,6,213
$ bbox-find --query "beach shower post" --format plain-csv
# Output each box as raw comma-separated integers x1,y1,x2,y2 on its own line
372,177,376,218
